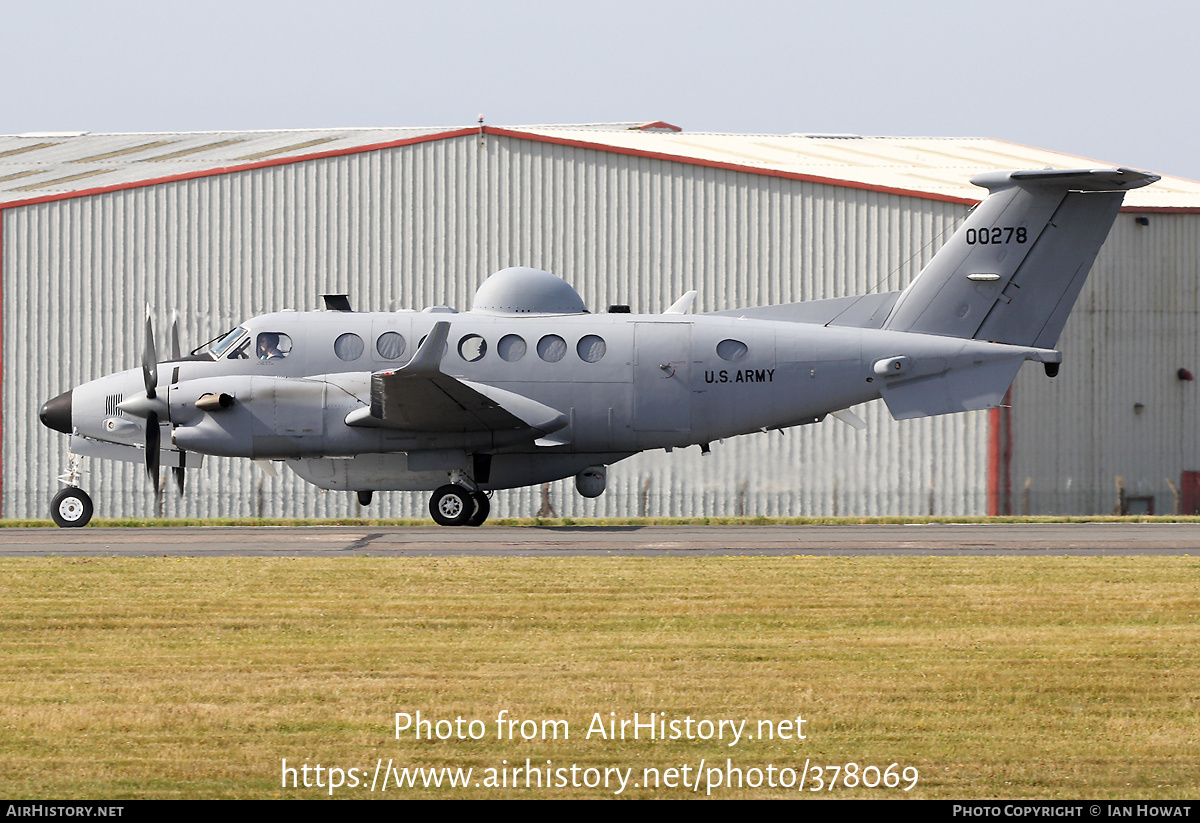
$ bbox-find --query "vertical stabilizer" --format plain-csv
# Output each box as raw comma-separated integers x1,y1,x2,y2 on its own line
883,168,1159,347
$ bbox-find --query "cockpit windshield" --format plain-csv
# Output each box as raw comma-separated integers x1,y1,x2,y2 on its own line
194,326,247,359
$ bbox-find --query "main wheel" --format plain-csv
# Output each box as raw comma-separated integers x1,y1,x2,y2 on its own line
51,487,93,528
466,491,490,527
429,484,473,526
357,490,373,506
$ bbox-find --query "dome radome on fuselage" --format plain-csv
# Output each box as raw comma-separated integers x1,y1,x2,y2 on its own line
470,267,589,315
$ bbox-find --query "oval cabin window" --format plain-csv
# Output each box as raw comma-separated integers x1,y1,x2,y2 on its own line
716,339,748,361
376,332,406,360
334,333,364,361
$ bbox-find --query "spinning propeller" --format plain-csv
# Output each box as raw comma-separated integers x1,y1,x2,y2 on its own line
124,306,185,493
142,307,161,485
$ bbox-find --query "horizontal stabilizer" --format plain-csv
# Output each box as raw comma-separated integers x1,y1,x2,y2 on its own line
878,359,1022,420
869,333,1060,420
1004,167,1160,190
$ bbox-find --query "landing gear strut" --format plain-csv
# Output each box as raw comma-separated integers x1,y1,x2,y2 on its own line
51,454,92,528
429,485,490,527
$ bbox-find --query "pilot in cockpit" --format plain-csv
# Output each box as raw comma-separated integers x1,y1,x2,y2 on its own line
257,332,287,361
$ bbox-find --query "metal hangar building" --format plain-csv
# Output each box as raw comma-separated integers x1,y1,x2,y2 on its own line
2,123,1197,520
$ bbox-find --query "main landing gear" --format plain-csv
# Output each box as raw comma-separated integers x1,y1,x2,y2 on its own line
429,484,490,527
354,484,490,526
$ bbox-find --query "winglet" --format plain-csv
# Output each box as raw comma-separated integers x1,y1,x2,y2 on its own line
402,321,450,375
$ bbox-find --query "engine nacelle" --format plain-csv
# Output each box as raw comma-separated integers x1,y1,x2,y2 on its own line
170,375,326,458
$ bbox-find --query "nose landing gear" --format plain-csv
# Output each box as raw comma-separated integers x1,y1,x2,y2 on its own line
51,487,93,528
50,454,93,528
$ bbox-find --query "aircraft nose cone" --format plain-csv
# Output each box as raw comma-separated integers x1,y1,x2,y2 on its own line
39,390,73,434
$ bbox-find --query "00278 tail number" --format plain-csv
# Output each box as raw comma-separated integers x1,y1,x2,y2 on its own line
965,227,1026,245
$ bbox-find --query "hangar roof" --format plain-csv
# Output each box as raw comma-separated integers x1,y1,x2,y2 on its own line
0,127,450,206
0,123,1194,210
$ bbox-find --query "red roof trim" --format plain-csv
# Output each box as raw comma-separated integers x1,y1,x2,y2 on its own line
481,127,982,206
0,128,477,210
0,125,1194,212
1118,206,1200,214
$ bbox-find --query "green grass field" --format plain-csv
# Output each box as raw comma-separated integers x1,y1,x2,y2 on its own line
2,555,1197,798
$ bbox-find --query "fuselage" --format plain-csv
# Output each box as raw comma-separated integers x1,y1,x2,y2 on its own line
53,306,1052,493
58,308,895,488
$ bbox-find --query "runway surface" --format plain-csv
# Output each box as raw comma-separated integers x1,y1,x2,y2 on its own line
2,523,1200,557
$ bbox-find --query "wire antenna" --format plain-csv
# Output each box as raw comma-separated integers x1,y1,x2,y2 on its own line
824,202,976,327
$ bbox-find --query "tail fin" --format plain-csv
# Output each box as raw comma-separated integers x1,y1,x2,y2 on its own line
883,167,1159,347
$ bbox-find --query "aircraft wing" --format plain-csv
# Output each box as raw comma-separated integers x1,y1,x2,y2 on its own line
345,321,568,435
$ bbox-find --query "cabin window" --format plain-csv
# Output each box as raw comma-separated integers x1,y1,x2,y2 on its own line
334,333,364,361
577,334,606,363
716,339,748,361
498,334,526,362
537,334,567,362
256,332,293,361
376,332,406,360
458,334,487,362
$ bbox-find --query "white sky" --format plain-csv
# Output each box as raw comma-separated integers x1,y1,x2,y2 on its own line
3,0,1196,180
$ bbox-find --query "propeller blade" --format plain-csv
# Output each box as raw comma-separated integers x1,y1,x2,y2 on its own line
172,466,185,496
145,410,161,484
143,304,158,400
170,310,181,361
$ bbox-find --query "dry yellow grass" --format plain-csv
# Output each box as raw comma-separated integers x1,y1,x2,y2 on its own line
1,556,1197,798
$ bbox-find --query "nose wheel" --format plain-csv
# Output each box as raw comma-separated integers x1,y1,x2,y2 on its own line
429,485,490,527
51,487,93,528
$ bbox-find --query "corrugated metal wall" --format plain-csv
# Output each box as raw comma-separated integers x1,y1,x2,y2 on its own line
4,132,991,520
1008,212,1200,515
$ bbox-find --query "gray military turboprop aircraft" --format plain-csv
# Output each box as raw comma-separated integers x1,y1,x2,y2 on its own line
38,167,1158,527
